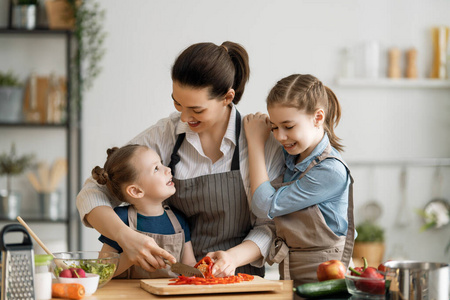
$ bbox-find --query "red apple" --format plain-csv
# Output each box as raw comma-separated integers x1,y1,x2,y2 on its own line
317,260,346,281
59,269,72,278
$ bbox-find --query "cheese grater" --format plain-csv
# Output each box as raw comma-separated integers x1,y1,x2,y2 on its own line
0,224,35,300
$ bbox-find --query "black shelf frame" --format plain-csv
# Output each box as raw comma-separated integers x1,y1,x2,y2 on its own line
0,28,80,251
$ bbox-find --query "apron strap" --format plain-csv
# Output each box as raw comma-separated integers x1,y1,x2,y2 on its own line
325,156,355,268
230,110,241,171
280,143,355,269
163,204,183,233
128,205,138,230
268,237,290,280
168,133,186,176
168,109,242,175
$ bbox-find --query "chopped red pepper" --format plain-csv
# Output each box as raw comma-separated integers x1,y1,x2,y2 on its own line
169,256,254,285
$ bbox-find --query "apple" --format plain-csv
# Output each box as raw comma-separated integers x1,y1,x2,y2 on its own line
317,260,346,281
59,269,72,278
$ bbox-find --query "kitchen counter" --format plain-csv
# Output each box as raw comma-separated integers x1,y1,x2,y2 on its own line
52,279,294,300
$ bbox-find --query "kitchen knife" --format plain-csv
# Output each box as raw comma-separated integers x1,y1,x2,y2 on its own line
165,260,205,278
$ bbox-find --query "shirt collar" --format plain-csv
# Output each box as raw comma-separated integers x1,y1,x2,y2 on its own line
285,133,330,172
175,104,238,146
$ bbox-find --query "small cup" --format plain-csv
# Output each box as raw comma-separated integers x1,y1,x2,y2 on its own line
34,254,54,300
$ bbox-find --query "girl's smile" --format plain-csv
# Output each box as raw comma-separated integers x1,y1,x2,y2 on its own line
268,104,324,162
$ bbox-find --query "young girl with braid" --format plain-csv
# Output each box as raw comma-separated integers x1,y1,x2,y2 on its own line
243,74,355,287
92,144,196,278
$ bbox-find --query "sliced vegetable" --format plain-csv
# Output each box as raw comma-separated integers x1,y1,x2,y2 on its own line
169,273,254,285
52,283,85,299
170,256,254,285
294,279,348,298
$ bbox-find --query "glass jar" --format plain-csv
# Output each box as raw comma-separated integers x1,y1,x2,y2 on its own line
34,254,53,300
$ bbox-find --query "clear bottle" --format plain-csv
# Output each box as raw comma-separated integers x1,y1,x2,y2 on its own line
34,254,53,300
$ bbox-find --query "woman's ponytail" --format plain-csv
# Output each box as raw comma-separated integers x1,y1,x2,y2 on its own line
221,41,250,104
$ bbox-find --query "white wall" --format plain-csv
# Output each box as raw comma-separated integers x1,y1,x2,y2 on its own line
1,0,449,263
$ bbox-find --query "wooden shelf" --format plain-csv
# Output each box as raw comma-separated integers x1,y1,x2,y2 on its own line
336,78,450,88
0,28,70,35
0,122,68,128
346,158,450,167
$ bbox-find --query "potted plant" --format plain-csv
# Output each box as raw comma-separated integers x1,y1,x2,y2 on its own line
0,143,35,219
352,221,385,268
45,0,106,115
0,70,24,123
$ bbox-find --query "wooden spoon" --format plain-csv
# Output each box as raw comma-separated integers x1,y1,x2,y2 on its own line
16,216,68,269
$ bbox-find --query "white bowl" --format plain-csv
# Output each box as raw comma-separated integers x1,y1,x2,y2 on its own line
57,273,100,295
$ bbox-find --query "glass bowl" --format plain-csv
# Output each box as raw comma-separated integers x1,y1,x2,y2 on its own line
345,274,386,298
52,251,119,288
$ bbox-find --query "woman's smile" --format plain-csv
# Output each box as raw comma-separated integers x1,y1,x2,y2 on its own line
188,121,201,128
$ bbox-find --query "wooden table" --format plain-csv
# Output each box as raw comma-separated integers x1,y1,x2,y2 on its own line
58,279,294,300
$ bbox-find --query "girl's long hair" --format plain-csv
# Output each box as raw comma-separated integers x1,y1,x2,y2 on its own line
267,74,344,152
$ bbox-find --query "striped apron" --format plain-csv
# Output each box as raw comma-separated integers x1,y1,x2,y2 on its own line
268,143,355,289
115,205,185,279
166,110,264,276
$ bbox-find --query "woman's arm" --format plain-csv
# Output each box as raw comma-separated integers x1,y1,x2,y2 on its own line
100,243,131,277
207,240,260,277
86,206,176,270
180,241,197,267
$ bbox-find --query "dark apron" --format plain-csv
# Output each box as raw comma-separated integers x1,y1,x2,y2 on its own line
166,110,264,276
115,205,185,279
268,143,355,288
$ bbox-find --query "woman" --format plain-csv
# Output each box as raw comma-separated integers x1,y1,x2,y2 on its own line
76,41,285,277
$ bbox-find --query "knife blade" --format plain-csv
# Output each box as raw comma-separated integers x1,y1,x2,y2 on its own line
165,260,205,278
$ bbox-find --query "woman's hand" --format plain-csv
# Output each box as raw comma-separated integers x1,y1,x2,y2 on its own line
243,113,271,146
118,228,176,271
206,250,238,277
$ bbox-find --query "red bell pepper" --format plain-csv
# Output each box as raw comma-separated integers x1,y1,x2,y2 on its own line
348,257,385,295
356,267,385,295
169,256,255,285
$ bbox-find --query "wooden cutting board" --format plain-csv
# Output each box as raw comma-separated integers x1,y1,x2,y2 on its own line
140,276,283,296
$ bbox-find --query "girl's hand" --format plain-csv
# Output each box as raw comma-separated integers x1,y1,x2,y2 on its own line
243,113,271,146
118,228,176,271
206,250,237,277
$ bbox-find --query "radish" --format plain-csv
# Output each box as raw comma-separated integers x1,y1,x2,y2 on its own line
59,269,72,278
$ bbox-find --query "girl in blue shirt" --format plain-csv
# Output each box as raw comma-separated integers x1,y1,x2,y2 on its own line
243,74,355,286
92,144,196,278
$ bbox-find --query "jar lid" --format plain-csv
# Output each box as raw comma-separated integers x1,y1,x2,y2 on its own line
35,254,53,266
